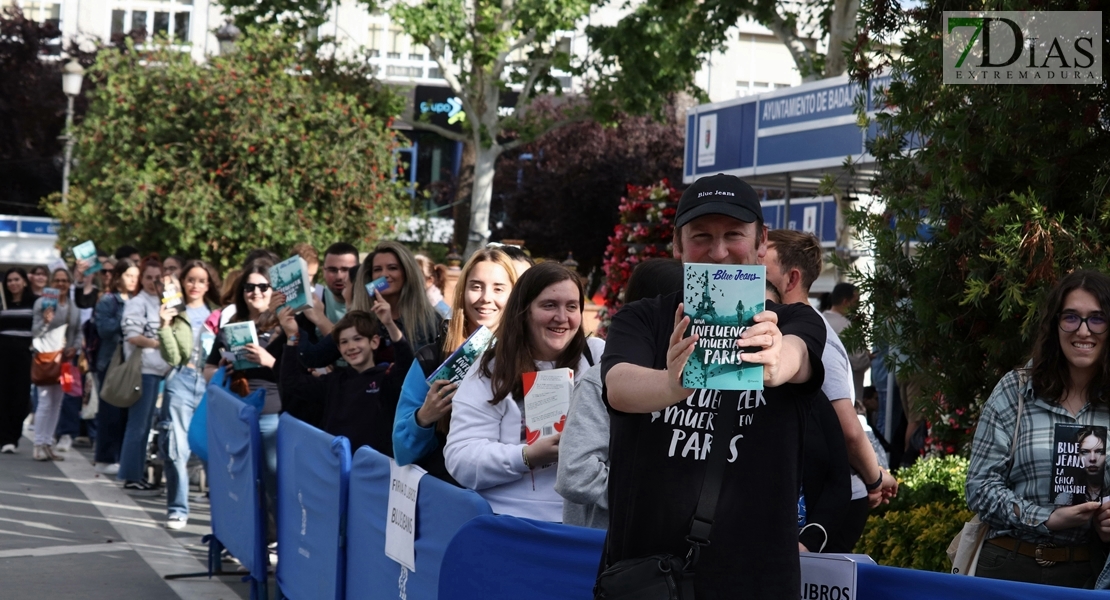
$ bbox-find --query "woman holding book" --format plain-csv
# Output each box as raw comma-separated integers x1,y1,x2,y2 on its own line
92,259,140,474
0,268,38,454
204,259,286,506
117,259,171,491
30,267,81,461
392,247,518,482
296,241,442,368
157,260,221,529
967,270,1110,588
444,262,604,522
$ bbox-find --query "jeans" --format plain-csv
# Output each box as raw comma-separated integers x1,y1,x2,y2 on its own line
159,367,204,518
976,539,1094,588
118,374,163,483
55,393,82,438
33,384,64,447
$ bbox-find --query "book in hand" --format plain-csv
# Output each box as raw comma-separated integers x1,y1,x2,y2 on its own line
1051,423,1107,505
271,255,315,314
41,287,61,310
222,321,260,371
366,276,390,296
522,368,573,445
681,263,766,391
425,325,494,385
72,241,101,275
161,281,184,311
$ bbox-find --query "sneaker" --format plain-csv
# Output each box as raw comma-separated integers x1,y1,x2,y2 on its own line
0,444,15,454
56,435,72,452
44,445,64,461
32,445,49,461
73,436,91,448
165,515,188,530
123,480,159,495
95,462,120,475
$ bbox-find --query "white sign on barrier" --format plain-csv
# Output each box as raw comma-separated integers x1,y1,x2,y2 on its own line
385,460,426,572
799,553,876,600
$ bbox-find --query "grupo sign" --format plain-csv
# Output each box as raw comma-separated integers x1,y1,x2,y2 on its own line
943,12,1102,84
413,86,519,133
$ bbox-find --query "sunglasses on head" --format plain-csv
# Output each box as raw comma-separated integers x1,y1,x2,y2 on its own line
243,282,271,293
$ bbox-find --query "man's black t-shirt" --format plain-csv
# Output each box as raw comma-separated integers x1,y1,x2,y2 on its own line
600,292,826,599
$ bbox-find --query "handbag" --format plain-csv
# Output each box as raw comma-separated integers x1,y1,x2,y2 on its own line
188,367,267,463
948,387,1025,575
31,351,63,385
594,390,741,600
81,372,100,420
100,344,144,408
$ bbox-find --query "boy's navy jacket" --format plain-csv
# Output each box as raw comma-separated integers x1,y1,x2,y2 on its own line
280,335,413,457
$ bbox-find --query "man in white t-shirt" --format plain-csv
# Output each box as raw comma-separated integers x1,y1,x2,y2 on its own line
764,229,896,551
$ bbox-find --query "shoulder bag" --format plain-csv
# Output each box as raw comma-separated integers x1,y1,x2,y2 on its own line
593,389,740,600
948,382,1026,575
100,343,143,408
31,351,63,385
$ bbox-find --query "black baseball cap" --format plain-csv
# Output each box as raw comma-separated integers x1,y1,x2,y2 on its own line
675,174,762,228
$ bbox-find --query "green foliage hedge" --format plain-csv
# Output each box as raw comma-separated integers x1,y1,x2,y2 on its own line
855,456,972,572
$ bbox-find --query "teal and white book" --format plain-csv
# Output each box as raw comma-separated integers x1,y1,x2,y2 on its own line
41,287,60,310
681,263,765,390
272,255,315,314
72,241,101,275
222,321,260,370
426,325,494,385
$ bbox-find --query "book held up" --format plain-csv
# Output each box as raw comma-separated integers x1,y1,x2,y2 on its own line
682,263,766,391
272,255,315,314
522,368,573,444
72,241,101,275
426,325,494,385
41,287,61,310
1051,423,1108,505
221,321,260,371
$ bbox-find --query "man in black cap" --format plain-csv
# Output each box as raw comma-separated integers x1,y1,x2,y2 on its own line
599,173,826,598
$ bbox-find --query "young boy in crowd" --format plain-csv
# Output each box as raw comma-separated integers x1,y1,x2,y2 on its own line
277,294,411,457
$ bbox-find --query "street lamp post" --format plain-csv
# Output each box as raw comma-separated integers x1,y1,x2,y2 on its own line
60,59,84,205
215,21,241,55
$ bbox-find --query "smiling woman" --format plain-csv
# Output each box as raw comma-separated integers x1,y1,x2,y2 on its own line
966,269,1110,589
442,262,605,521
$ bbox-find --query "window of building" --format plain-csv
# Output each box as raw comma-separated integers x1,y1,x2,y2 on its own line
3,0,62,27
110,0,193,44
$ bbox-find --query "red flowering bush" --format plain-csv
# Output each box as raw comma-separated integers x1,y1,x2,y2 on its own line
595,180,679,338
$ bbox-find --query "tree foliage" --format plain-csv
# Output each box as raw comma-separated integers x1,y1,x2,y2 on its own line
586,0,860,120
845,0,1110,452
46,30,409,269
492,98,683,276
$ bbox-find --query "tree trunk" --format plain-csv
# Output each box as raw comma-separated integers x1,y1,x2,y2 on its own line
452,141,475,252
463,144,500,257
824,0,860,77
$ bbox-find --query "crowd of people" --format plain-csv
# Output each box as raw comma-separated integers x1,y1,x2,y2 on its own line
5,173,1110,596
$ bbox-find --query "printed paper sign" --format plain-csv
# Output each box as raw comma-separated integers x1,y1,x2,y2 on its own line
800,553,875,600
522,368,573,444
697,113,718,167
385,460,427,572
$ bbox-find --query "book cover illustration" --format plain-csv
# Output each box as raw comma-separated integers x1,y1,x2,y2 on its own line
426,325,494,385
72,241,101,275
522,368,573,444
366,276,390,296
41,287,60,310
1051,423,1107,505
222,321,260,371
161,281,184,311
681,263,765,391
272,255,315,313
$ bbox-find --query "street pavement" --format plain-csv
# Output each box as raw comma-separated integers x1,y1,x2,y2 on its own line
0,430,256,600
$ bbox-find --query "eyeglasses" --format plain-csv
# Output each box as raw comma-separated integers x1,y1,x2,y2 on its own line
243,283,272,293
1059,313,1108,334
323,266,358,276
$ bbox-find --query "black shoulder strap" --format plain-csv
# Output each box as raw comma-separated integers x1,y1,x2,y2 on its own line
684,389,741,568
583,342,595,367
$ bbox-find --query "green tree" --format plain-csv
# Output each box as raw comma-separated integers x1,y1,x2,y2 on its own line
46,30,409,269
845,0,1110,452
586,0,862,119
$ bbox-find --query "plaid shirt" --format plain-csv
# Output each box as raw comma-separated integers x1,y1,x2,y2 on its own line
967,368,1110,546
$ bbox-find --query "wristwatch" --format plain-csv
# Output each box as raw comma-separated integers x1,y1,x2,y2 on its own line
865,470,883,492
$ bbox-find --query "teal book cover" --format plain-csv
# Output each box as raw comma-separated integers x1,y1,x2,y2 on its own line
272,255,315,314
426,325,494,385
72,241,101,275
681,263,765,390
223,321,260,371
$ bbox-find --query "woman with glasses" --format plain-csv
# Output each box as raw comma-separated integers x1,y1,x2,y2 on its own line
30,268,81,461
204,259,286,508
967,270,1110,588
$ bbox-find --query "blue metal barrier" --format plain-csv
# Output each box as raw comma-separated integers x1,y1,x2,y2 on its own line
276,414,351,600
346,446,493,600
